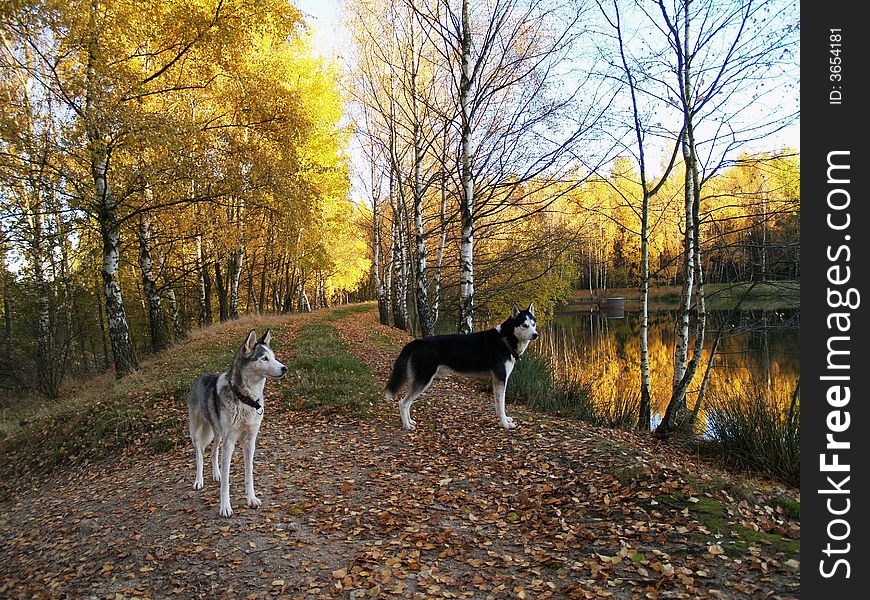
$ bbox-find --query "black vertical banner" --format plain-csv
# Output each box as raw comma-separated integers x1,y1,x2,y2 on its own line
802,2,867,597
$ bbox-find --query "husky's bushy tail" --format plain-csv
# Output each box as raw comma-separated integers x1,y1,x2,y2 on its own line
384,344,414,401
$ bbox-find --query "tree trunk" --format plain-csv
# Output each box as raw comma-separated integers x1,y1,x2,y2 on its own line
433,161,448,329
638,190,652,431
413,146,433,336
246,256,257,315
389,172,408,331
1,227,11,359
87,0,137,377
259,257,267,314
229,248,243,319
457,0,475,334
409,18,433,337
138,212,170,353
229,201,245,319
666,2,696,425
155,243,186,340
94,152,138,376
93,258,111,371
215,261,228,322
30,190,59,396
196,234,212,327
373,189,390,325
51,197,87,371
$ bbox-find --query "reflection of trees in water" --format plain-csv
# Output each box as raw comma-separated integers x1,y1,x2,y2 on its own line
539,310,799,427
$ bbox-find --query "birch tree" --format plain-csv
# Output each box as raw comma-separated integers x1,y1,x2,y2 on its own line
596,0,682,430
418,0,609,332
640,0,799,436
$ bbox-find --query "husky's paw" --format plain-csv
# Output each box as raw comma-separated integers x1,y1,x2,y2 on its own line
403,419,416,431
247,496,262,508
193,479,204,491
219,504,233,518
501,417,516,429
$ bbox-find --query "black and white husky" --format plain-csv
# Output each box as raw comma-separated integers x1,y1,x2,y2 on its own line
187,329,287,517
385,303,539,430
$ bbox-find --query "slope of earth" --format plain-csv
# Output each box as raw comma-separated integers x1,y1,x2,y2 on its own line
0,304,800,599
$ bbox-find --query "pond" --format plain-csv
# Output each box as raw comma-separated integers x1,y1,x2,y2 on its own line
536,308,800,432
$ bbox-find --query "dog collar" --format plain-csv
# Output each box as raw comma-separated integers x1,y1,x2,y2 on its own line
231,383,263,415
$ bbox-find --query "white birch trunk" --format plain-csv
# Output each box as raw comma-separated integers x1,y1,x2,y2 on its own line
672,133,695,392
370,150,390,325
195,233,210,327
433,165,448,327
639,190,652,430
95,151,138,376
458,0,475,334
229,202,245,319
88,0,137,376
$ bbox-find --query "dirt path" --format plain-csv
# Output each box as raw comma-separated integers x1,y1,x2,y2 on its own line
0,307,799,599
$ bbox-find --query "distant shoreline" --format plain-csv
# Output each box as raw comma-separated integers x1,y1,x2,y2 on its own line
558,280,800,313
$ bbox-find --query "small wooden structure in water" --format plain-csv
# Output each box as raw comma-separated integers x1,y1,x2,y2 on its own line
598,297,625,318
557,296,625,318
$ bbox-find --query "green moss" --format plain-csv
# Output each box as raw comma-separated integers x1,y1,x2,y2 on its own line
658,494,799,558
767,496,801,519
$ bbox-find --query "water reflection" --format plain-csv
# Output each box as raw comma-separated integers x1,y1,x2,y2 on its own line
539,309,800,430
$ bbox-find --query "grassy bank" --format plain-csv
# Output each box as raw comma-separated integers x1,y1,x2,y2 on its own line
507,349,800,486
705,382,800,484
0,309,380,488
507,351,637,428
0,316,292,484
281,320,379,414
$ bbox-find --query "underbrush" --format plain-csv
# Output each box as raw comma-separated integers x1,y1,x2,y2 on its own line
704,382,800,485
507,351,599,423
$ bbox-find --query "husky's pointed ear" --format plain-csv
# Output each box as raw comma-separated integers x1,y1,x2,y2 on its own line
244,330,258,354
527,302,535,317
258,329,272,346
511,303,521,319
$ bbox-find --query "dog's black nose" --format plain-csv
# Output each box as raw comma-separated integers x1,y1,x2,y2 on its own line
281,366,288,375
533,333,539,340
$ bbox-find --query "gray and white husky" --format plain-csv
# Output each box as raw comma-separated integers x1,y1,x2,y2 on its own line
187,329,287,517
385,303,539,430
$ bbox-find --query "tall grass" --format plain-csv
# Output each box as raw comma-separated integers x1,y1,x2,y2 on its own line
705,382,800,485
507,351,600,423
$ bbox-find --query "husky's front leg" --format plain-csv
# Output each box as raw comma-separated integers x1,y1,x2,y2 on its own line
219,436,237,517
242,433,261,508
493,365,516,429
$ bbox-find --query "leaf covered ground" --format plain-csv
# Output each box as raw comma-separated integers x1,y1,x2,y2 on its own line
0,305,800,599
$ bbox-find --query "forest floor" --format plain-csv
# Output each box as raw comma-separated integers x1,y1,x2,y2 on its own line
0,304,800,599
